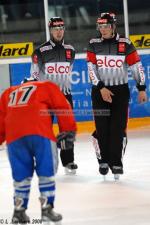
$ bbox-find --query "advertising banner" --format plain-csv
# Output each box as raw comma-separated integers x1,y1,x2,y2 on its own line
129,54,150,117
0,64,10,95
130,34,150,49
71,59,92,121
0,43,33,58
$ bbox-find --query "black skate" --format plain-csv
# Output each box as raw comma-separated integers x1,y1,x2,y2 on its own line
12,209,30,224
64,162,78,175
111,166,123,180
99,163,109,177
42,205,62,223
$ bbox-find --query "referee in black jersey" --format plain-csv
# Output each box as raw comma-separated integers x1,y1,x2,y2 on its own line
87,12,147,179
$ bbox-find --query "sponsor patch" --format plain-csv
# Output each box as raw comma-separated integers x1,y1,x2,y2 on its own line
40,45,52,52
66,50,72,59
118,42,126,54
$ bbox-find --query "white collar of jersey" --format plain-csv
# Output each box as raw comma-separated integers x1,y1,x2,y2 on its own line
49,39,64,47
116,33,120,40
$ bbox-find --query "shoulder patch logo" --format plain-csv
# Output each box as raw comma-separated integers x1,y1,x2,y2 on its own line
40,45,52,52
90,38,102,44
64,44,74,51
119,38,131,44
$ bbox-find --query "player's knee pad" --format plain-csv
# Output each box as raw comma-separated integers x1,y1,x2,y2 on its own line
51,142,59,174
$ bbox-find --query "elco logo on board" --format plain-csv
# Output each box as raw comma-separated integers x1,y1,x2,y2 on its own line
130,34,150,49
0,42,33,58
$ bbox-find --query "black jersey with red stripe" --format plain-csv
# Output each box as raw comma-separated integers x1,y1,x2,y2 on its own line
87,33,146,91
30,39,75,94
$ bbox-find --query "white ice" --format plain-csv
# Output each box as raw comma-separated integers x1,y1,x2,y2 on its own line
0,128,150,225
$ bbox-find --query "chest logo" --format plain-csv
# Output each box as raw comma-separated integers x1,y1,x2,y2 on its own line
97,56,124,68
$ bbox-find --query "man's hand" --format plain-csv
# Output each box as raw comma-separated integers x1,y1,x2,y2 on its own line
138,91,147,103
0,142,6,151
100,87,114,103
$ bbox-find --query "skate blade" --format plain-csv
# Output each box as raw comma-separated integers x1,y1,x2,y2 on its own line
114,174,120,181
65,168,76,175
43,221,62,225
54,222,62,225
102,175,106,181
43,221,50,225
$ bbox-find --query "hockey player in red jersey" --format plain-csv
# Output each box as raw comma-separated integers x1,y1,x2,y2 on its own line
87,12,147,180
0,78,76,223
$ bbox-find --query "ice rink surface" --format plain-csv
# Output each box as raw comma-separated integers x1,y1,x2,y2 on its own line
0,128,150,225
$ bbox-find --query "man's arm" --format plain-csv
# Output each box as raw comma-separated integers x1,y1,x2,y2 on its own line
30,49,42,80
125,42,147,103
46,82,77,133
46,82,77,149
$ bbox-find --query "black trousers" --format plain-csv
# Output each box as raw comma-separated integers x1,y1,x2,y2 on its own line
60,93,75,166
92,84,130,168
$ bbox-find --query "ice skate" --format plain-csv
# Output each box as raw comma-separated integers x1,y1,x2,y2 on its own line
111,166,123,181
12,208,30,224
64,162,78,175
99,163,109,179
42,205,62,223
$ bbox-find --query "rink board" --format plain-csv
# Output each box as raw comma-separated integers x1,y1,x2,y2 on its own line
0,54,150,125
53,117,150,134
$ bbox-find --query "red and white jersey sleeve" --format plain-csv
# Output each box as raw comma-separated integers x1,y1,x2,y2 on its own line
125,47,145,87
30,51,41,79
87,49,99,86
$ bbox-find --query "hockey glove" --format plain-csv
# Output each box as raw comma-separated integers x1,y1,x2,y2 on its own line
57,131,76,150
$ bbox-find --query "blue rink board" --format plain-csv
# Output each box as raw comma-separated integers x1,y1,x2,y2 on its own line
10,54,150,121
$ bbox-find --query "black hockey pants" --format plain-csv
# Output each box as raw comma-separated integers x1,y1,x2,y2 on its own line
60,93,75,166
92,84,130,168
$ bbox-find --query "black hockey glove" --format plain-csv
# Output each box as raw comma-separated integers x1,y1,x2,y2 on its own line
57,131,76,150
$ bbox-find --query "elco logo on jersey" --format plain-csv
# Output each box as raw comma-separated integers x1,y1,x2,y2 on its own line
45,62,70,75
96,55,125,68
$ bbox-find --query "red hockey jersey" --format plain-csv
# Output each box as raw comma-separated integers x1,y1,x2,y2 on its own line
0,81,76,144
